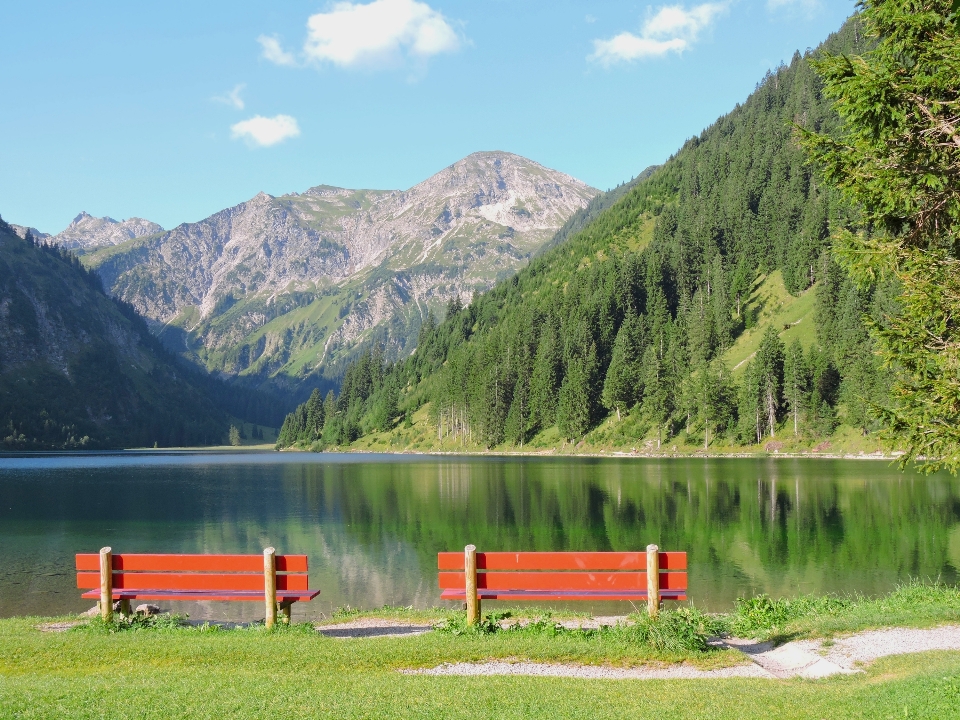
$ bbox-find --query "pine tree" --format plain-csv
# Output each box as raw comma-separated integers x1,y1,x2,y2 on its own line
601,310,645,421
529,327,562,432
799,0,960,470
783,339,809,436
304,388,325,442
754,326,785,438
557,360,592,440
642,343,674,448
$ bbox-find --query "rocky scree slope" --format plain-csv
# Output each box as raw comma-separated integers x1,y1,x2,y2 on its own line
79,151,596,396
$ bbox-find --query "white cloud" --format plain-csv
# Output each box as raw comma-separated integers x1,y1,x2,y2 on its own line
258,35,298,66
302,0,460,68
230,115,301,147
212,84,246,110
591,3,728,65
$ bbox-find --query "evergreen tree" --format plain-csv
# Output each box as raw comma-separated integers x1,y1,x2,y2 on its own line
304,388,325,442
799,0,960,470
783,339,809,436
529,326,562,432
642,343,674,448
601,310,645,420
754,327,786,438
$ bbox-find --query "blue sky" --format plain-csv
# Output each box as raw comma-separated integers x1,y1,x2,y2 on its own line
2,0,855,234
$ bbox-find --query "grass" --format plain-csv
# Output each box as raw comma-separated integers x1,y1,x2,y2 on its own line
728,580,960,642
722,270,818,379
2,609,960,718
7,584,959,717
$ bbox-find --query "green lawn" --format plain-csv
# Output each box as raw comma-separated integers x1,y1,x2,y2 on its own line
4,586,960,720
1,617,958,719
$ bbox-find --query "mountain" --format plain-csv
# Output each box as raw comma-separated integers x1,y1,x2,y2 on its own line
277,16,890,455
52,211,164,251
71,151,596,397
0,216,229,449
10,224,50,242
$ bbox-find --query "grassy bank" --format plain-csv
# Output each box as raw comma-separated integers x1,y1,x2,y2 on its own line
1,623,958,719
3,585,960,719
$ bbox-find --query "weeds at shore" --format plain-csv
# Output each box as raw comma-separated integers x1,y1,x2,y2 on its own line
435,607,724,653
729,580,960,640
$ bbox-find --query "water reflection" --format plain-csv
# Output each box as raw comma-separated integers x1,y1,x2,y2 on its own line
0,453,958,619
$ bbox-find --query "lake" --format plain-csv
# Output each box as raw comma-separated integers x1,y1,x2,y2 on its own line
1,452,959,622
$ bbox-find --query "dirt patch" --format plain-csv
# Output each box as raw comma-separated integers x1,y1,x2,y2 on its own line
36,621,83,632
316,618,434,639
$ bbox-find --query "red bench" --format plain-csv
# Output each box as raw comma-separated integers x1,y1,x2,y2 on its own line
76,546,319,627
438,544,686,624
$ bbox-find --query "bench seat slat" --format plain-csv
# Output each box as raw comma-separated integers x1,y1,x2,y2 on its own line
81,589,320,602
438,571,687,592
77,572,310,592
77,572,310,594
440,589,687,601
76,554,307,573
438,551,686,571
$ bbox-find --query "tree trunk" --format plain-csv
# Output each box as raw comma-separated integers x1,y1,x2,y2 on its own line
766,386,776,438
793,389,798,436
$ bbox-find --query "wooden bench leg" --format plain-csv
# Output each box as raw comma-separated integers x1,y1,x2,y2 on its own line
264,547,277,629
280,601,292,625
119,599,132,617
465,544,479,626
647,544,660,618
100,547,113,623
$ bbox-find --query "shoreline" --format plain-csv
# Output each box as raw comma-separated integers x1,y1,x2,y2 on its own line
0,445,906,462
0,447,905,462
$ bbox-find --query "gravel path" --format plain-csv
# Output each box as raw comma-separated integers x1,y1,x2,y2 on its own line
404,660,772,679
796,625,960,671
403,625,960,680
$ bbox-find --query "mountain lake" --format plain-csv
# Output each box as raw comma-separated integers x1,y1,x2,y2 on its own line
2,452,959,622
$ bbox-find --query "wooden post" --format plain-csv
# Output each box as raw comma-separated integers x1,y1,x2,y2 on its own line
646,544,660,618
99,547,113,623
264,547,277,629
464,544,479,626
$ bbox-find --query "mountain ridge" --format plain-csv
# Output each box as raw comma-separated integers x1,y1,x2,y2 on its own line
48,151,596,398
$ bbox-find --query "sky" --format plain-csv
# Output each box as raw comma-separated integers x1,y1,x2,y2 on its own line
1,0,855,234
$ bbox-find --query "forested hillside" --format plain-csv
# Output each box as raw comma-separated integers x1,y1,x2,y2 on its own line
0,217,282,449
278,16,894,454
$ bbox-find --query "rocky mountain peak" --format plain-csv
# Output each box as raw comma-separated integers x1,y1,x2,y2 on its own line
53,213,164,252
80,151,598,390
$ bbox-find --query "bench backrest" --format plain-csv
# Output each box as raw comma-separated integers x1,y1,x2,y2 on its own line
75,553,310,594
437,551,687,593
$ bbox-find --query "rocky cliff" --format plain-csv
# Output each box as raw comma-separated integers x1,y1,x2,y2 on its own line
73,151,596,395
52,212,164,251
